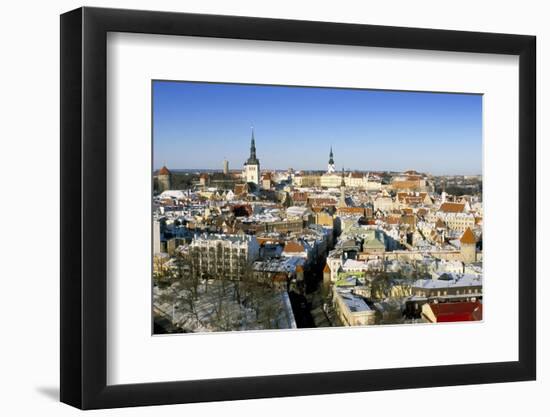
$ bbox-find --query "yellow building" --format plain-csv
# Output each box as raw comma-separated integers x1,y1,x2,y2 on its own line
333,289,376,326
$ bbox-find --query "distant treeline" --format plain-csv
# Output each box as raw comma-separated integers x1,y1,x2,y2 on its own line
434,184,482,196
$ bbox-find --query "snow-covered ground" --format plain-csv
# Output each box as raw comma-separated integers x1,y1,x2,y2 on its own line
154,280,296,333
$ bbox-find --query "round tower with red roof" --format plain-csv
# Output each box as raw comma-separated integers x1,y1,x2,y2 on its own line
157,165,172,192
460,227,477,263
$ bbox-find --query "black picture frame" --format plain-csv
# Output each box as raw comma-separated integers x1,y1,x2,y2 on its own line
60,6,536,410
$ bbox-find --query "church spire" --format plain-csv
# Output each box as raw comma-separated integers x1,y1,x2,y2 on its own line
246,127,259,165
243,127,260,185
327,145,336,173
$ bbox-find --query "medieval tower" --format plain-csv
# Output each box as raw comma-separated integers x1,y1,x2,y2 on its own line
243,128,260,184
157,165,172,192
338,168,347,208
460,227,477,263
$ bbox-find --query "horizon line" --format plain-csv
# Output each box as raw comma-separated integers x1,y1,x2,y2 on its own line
154,167,482,176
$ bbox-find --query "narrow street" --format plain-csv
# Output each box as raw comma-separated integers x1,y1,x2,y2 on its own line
307,290,332,327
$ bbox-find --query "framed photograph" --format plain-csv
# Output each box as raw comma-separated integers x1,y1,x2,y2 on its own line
60,6,536,409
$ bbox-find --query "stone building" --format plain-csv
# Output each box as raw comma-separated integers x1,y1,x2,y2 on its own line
189,233,260,281
242,128,260,184
333,288,377,326
320,172,342,188
460,227,477,263
157,165,172,192
338,169,347,208
261,172,273,189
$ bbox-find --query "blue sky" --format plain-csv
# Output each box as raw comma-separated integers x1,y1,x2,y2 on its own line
153,81,482,175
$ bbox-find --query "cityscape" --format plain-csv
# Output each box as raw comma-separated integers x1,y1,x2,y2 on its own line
152,82,483,334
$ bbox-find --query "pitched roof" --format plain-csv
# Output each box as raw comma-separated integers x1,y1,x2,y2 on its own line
158,166,171,175
428,301,482,322
439,202,465,213
323,263,331,273
337,207,365,215
283,241,305,253
460,227,476,244
396,192,430,206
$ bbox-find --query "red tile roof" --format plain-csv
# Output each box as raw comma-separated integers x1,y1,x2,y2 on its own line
439,202,465,213
158,166,171,175
428,301,482,322
283,241,305,253
337,207,366,215
460,227,476,244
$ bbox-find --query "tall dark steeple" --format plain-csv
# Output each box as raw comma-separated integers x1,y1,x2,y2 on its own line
243,127,260,185
246,127,259,165
327,146,336,173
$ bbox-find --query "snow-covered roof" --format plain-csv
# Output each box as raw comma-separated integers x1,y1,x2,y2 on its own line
159,190,186,199
342,259,368,270
336,289,372,313
253,256,305,273
413,274,482,289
